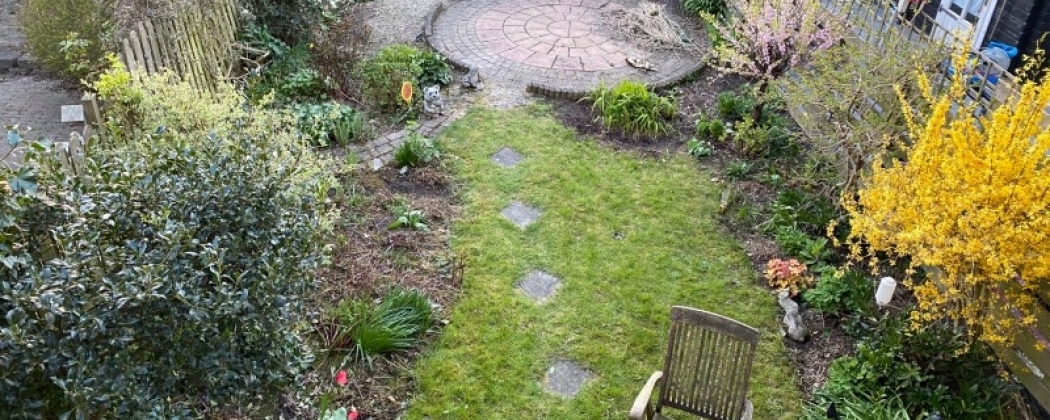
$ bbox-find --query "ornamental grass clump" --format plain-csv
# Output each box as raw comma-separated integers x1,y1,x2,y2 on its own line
586,80,677,138
844,49,1050,346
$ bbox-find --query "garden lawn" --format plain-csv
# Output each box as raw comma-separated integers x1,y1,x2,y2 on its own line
407,106,800,419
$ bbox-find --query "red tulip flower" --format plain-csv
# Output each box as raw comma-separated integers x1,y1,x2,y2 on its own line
334,370,349,386
348,407,359,420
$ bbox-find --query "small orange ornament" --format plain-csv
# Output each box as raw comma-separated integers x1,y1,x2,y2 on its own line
400,81,413,104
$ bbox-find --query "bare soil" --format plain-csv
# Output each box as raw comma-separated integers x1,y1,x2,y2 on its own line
302,160,462,420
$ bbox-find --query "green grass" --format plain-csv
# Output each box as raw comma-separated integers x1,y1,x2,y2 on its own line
406,106,801,419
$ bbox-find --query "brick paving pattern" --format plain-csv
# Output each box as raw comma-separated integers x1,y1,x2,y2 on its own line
429,0,703,96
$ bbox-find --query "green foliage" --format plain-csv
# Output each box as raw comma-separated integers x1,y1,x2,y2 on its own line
724,160,755,180
58,32,110,84
687,138,713,158
358,45,426,113
766,187,838,236
695,112,726,140
388,201,429,231
801,269,875,316
292,101,368,147
587,80,677,138
716,90,754,122
802,392,913,420
242,25,332,104
278,67,332,102
414,50,453,88
393,132,441,168
242,0,324,45
777,33,942,194
0,127,332,417
820,314,1017,419
773,226,833,267
330,289,434,364
19,0,113,80
683,0,728,19
727,116,771,157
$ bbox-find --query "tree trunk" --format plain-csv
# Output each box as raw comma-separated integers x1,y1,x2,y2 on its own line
752,81,769,123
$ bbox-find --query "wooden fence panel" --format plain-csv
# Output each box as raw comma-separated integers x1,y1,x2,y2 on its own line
117,0,239,93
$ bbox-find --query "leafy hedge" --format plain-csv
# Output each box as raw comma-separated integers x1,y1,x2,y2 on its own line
2,62,338,416
0,128,331,418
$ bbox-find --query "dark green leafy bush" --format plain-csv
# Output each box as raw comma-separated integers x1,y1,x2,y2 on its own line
20,0,114,80
414,50,453,88
0,128,332,417
820,314,1016,419
695,112,726,140
292,101,369,147
242,25,332,104
587,80,677,138
393,132,441,167
766,187,838,236
802,269,875,316
242,0,324,45
716,90,753,122
358,45,425,113
329,288,434,364
682,0,728,20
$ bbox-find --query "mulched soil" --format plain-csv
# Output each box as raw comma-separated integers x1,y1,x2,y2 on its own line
549,66,855,400
299,160,462,420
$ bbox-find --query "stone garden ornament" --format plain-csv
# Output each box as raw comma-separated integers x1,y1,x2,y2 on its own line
422,85,447,118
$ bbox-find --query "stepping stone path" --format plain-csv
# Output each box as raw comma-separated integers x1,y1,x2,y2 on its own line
491,146,524,168
516,270,561,303
501,200,543,229
494,144,593,400
544,359,593,397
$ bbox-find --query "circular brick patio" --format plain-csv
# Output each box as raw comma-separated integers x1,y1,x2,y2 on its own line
427,0,704,98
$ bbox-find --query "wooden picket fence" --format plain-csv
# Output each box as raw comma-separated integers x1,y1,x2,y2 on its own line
117,0,240,94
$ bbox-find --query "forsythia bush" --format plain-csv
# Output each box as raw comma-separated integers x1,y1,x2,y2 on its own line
844,51,1050,346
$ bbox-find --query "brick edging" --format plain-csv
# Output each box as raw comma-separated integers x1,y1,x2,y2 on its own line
423,2,472,71
525,58,707,100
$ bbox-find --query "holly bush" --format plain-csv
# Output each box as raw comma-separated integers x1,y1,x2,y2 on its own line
0,126,333,417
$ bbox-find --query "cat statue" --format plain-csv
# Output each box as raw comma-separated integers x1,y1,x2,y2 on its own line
422,85,447,118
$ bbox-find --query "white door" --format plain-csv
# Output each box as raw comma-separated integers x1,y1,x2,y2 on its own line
934,0,998,49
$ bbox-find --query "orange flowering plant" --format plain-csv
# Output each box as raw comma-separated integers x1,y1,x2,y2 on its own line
764,258,812,296
844,47,1050,346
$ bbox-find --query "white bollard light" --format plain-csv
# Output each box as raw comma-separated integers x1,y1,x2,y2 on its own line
876,277,897,307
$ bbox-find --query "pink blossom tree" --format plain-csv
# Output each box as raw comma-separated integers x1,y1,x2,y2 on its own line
707,0,840,122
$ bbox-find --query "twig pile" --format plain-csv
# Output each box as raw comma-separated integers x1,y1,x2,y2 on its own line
603,1,697,51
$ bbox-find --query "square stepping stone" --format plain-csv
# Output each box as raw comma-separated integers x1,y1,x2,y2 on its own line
60,105,85,123
516,270,561,303
544,360,592,397
502,200,542,229
491,146,523,168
